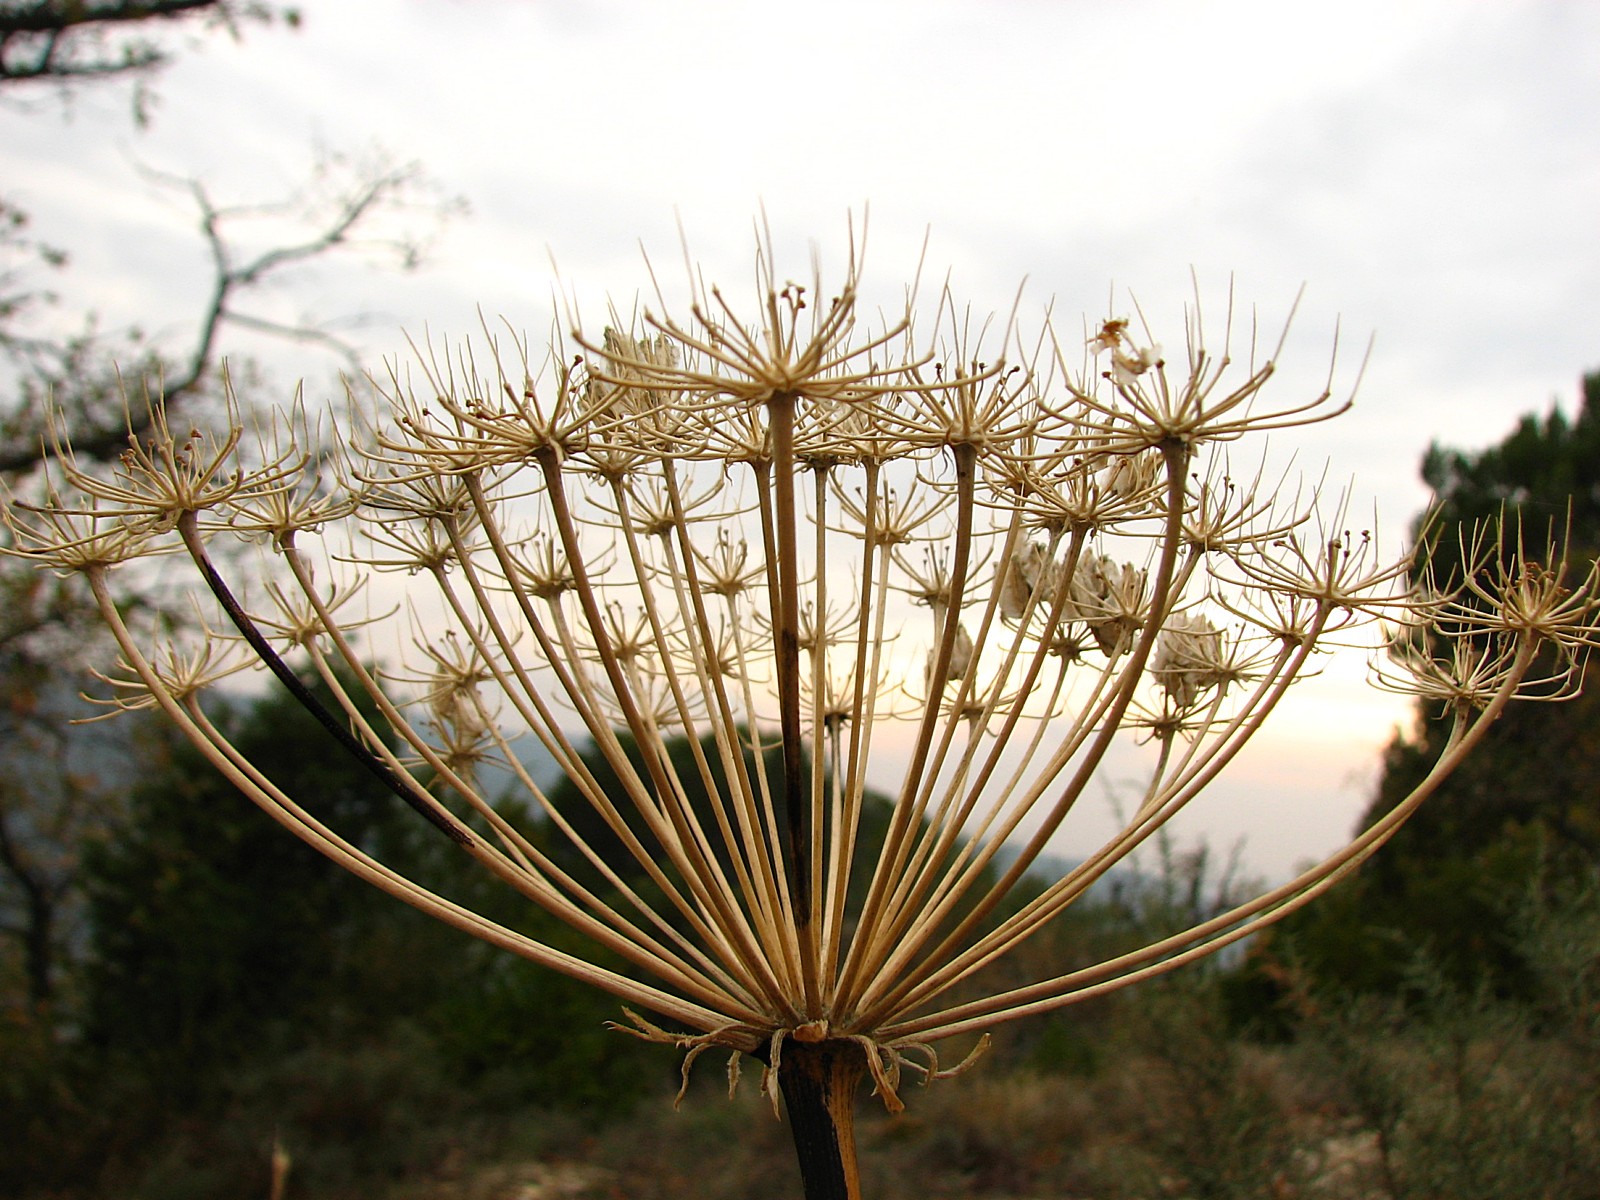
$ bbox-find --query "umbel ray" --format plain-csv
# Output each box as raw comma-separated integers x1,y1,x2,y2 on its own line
8,228,1597,1199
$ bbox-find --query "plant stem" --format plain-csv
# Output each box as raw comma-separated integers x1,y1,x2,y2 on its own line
778,1039,867,1200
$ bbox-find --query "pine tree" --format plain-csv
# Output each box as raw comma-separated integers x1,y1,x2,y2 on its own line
1279,371,1600,998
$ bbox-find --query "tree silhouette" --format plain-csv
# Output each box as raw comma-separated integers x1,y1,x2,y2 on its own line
1276,370,1600,998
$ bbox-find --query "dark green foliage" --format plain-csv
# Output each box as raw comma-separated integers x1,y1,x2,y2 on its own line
0,675,663,1198
1290,880,1600,1200
427,939,669,1115
1268,369,1600,1003
79,681,451,1099
1420,369,1600,552
541,726,931,930
1104,977,1308,1200
540,725,790,899
103,1025,467,1200
8,707,990,1196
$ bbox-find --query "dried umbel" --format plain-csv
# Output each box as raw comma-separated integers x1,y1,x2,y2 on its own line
8,232,1598,1197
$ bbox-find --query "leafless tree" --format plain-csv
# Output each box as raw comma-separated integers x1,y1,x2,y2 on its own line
1,3,294,95
0,1,461,1020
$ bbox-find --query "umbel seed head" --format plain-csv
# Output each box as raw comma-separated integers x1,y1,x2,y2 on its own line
6,227,1597,1108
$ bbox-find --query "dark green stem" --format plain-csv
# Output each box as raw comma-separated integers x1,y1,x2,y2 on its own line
177,513,471,845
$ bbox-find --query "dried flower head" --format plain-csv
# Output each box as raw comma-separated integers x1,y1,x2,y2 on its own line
8,230,1599,1187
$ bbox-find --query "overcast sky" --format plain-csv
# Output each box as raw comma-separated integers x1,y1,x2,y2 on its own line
5,0,1598,878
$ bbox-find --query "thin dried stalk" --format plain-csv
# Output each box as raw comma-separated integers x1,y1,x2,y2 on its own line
7,228,1598,1088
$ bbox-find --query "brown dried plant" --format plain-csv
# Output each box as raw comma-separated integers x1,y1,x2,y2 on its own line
6,229,1598,1199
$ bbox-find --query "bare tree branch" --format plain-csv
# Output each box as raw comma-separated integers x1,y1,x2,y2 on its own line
0,151,459,474
0,0,453,1038
0,2,293,89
